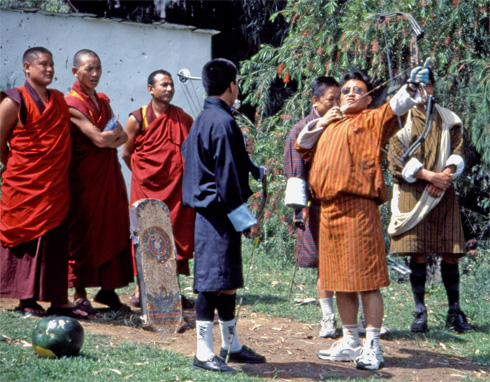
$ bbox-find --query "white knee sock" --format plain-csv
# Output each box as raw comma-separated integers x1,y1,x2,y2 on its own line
219,318,241,352
319,297,335,317
365,327,381,348
196,320,215,361
342,324,360,346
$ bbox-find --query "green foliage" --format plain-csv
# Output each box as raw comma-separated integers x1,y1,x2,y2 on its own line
0,0,69,12
241,0,490,253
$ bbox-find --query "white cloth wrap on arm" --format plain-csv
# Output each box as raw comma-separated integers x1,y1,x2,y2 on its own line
284,177,307,208
295,118,323,149
389,85,422,116
388,104,464,236
227,203,258,232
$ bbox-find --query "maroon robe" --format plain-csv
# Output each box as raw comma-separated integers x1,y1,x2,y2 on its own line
0,83,71,302
65,81,133,289
129,102,194,274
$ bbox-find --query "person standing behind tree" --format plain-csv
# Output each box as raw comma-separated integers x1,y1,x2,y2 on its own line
387,69,473,334
0,47,87,319
121,70,195,307
65,49,133,314
284,76,340,338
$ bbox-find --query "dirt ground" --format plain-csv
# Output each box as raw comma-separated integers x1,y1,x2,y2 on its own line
1,296,489,382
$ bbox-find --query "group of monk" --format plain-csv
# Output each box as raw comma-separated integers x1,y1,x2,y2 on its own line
0,47,194,319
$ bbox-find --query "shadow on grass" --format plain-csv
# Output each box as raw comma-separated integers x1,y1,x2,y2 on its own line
238,348,490,381
386,330,471,343
392,347,490,372
239,360,396,381
239,294,285,306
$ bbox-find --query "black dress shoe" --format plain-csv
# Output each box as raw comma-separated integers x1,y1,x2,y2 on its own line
446,308,474,333
411,310,428,333
220,345,266,364
192,355,236,373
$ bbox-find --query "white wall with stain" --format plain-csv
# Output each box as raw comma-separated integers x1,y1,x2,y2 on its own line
1,8,216,187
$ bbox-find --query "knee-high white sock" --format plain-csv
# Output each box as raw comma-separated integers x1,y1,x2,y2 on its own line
319,297,335,317
365,327,381,348
342,324,360,347
219,318,241,352
196,320,215,361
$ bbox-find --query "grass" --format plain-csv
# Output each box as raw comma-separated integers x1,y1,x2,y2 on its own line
0,239,489,381
231,239,490,365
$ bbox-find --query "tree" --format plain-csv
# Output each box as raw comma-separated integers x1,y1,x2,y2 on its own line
240,0,490,249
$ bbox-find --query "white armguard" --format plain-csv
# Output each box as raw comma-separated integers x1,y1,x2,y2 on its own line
446,154,464,179
296,118,323,149
284,177,307,208
401,157,424,183
227,203,258,232
390,85,422,116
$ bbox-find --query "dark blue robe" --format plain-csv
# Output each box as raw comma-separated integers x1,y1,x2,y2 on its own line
182,97,253,292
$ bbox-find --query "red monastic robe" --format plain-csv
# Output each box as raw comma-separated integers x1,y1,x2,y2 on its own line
0,84,71,302
129,102,194,274
0,85,71,247
65,81,133,289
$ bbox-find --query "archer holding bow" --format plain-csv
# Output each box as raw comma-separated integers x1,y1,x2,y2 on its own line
295,64,429,370
387,68,474,335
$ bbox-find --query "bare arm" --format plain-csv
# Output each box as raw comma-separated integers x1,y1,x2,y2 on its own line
413,167,453,197
121,115,139,171
69,107,125,148
0,97,20,168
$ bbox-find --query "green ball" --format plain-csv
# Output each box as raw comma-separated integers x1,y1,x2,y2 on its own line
32,316,84,358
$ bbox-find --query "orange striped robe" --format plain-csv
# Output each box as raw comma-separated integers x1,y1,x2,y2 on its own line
296,102,402,292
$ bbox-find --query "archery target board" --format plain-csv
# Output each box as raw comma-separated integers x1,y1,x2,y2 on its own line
130,199,184,334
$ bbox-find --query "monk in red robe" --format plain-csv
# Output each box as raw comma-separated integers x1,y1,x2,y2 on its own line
0,47,86,318
65,49,133,314
122,70,194,306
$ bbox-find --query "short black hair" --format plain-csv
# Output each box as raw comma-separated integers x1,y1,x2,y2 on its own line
312,76,339,99
73,49,100,68
147,69,172,86
22,47,52,64
342,70,373,92
202,58,237,96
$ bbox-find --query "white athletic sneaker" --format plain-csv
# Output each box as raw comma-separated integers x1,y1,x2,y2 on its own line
317,339,362,361
319,314,337,338
356,340,384,370
358,319,391,336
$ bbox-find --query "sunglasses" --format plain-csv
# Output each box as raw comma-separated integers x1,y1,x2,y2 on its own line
341,86,364,95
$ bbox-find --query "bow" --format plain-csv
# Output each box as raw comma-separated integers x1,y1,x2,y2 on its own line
376,12,436,164
177,68,204,118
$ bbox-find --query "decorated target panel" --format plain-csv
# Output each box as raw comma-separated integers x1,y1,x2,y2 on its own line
142,226,171,262
130,199,184,334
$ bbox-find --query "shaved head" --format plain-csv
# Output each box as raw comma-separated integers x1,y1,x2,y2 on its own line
73,49,100,68
22,47,52,64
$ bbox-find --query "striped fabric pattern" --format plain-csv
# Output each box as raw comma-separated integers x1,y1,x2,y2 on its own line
308,102,401,204
389,107,466,256
284,110,321,268
297,102,402,292
296,201,321,268
319,196,390,292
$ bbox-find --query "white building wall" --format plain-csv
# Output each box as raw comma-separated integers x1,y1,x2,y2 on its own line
0,8,214,188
